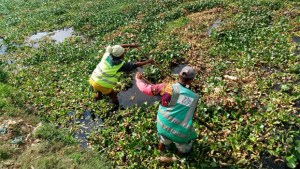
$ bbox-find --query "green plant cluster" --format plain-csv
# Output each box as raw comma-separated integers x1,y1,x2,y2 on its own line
0,0,300,168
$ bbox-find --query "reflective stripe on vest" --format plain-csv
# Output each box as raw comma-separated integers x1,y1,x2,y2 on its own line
157,83,199,142
91,53,124,88
92,72,116,85
157,116,195,139
95,64,120,79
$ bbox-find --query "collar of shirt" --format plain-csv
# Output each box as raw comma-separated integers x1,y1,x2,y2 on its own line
178,82,190,89
109,55,122,65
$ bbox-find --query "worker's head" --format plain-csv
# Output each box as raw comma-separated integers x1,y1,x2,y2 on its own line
106,45,125,58
178,66,196,85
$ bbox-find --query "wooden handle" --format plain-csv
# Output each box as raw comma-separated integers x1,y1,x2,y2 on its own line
141,77,152,84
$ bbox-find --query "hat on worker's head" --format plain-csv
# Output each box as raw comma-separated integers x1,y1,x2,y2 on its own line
106,45,125,57
179,66,196,79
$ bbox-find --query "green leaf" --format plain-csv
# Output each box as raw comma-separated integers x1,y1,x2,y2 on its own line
211,162,217,167
281,84,290,91
287,138,293,145
295,140,300,146
236,158,246,164
287,162,297,169
296,146,300,153
154,149,160,156
286,155,297,163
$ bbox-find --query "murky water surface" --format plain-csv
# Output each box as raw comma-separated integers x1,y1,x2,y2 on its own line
171,63,186,74
68,111,103,148
51,28,74,44
27,28,75,48
118,67,161,109
118,64,186,109
292,36,300,44
258,152,286,169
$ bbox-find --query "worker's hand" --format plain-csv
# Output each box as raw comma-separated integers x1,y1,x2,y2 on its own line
147,58,154,64
131,43,138,48
135,72,143,80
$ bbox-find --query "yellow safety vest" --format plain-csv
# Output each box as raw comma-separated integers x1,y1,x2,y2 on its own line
91,53,124,88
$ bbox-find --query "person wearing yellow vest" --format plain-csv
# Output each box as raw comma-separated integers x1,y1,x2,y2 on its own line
135,66,199,156
90,43,153,110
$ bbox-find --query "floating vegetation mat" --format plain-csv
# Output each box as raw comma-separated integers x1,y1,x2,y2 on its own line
0,0,300,168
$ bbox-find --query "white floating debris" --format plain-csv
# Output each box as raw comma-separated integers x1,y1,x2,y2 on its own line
224,75,238,81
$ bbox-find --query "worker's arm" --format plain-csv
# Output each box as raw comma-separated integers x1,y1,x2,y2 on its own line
136,59,153,67
135,72,153,96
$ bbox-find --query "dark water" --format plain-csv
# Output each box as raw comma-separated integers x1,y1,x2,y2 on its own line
257,152,286,169
295,99,300,108
292,36,300,44
292,36,300,55
171,63,186,74
207,19,222,36
273,83,281,91
68,111,103,148
118,67,161,109
118,64,187,109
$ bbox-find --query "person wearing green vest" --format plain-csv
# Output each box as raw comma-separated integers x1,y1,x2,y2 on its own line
135,66,199,156
90,43,153,110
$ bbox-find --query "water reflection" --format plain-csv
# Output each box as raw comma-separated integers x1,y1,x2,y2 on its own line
27,28,76,48
51,28,74,44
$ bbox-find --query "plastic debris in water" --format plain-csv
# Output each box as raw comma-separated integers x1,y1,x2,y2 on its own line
11,136,23,144
156,156,178,163
224,75,238,81
0,124,7,134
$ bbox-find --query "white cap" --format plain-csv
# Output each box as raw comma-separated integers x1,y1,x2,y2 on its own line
106,45,125,57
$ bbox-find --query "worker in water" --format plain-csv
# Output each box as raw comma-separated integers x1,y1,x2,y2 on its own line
90,43,153,110
135,66,199,156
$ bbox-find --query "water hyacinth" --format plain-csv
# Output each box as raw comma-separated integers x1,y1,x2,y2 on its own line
0,0,300,168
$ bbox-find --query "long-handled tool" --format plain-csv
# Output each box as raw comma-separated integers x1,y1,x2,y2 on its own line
137,47,175,80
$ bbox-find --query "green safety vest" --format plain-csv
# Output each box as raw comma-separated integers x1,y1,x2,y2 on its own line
91,53,124,88
157,83,199,143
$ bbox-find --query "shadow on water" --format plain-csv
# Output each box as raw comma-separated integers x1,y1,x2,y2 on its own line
118,67,161,109
118,64,187,109
68,111,103,148
207,18,223,36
